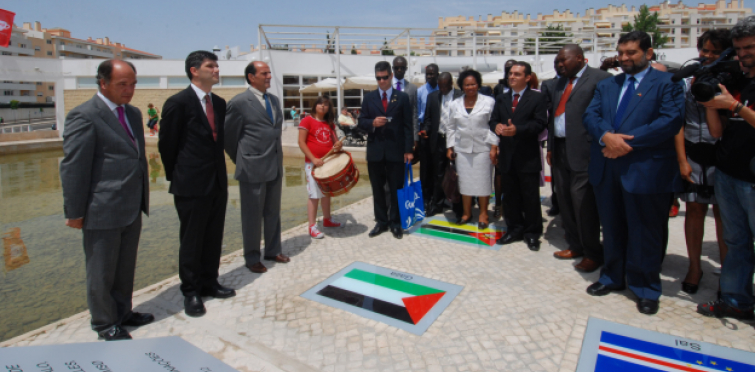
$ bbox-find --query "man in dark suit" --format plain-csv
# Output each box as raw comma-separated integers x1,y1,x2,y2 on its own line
224,61,289,273
491,61,548,251
159,51,235,318
422,72,463,216
60,59,153,340
583,31,684,315
548,45,612,273
539,57,560,217
359,61,414,239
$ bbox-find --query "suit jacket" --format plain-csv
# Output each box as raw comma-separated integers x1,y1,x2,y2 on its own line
540,77,558,118
159,86,228,197
60,95,148,230
490,88,548,173
357,89,414,163
493,80,508,99
583,67,685,194
400,81,420,140
546,67,612,172
422,89,463,153
446,94,499,153
224,89,284,184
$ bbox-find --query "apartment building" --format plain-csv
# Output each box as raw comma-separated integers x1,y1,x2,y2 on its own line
0,21,161,104
427,0,752,56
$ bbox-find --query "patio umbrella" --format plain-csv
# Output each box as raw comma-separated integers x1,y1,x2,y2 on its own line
299,77,343,93
344,76,378,90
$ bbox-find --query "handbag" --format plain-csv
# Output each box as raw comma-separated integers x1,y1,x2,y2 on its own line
442,159,461,204
398,162,425,229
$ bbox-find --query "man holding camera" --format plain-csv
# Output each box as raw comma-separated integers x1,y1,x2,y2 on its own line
583,31,685,315
696,16,755,321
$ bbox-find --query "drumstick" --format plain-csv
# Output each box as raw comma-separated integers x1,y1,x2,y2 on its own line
318,137,346,165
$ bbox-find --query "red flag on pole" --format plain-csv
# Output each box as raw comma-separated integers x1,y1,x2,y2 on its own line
0,9,16,48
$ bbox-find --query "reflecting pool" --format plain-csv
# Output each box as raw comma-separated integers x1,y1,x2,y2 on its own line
0,146,373,341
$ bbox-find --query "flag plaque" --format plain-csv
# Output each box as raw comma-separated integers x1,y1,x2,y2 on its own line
0,336,237,371
577,317,755,372
301,261,464,335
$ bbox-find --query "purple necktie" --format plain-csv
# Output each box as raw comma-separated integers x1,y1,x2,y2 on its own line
116,106,136,146
397,81,402,91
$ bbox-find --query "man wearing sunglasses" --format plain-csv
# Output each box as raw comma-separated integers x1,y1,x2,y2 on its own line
358,61,415,239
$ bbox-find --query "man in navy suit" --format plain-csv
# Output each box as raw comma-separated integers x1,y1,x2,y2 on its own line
582,31,684,315
358,61,414,239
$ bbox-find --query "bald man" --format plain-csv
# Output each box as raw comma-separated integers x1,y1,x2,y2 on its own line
60,59,152,340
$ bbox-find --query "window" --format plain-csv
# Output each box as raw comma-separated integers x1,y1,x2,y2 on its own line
46,51,52,56
48,86,54,91
1,52,11,56
135,77,159,88
220,77,246,87
36,82,42,86
3,91,13,96
46,40,52,44
37,92,43,96
167,76,190,88
77,77,98,89
35,46,41,51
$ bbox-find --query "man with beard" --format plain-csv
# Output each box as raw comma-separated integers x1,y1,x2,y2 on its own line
583,31,684,315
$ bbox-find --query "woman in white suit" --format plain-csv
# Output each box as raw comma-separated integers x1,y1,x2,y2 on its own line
446,69,499,229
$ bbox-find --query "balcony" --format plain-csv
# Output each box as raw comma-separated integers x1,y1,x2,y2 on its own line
57,44,113,58
0,96,37,103
0,44,35,56
0,83,37,90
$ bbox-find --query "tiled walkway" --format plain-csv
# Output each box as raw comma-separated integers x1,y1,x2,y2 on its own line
2,193,753,372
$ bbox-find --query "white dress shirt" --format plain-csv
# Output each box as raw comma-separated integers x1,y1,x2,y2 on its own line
553,64,588,138
191,83,212,115
249,85,276,122
97,91,135,140
439,90,455,135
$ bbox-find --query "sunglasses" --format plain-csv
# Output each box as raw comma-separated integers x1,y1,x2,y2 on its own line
375,75,391,81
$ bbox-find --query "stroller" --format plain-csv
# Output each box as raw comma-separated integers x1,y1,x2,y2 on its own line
338,123,367,147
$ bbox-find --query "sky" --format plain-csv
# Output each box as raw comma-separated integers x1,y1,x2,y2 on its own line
2,0,657,59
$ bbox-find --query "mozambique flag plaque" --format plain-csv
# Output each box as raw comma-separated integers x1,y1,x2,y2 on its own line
406,215,506,251
301,262,463,335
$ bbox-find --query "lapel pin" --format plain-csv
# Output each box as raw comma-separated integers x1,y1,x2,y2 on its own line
638,93,642,97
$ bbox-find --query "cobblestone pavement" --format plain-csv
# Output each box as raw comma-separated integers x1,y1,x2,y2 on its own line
2,192,754,372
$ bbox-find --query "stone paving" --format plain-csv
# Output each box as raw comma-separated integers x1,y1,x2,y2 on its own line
2,190,754,371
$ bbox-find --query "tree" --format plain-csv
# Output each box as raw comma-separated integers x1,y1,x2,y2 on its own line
524,24,571,55
622,5,669,49
9,100,19,110
381,38,395,56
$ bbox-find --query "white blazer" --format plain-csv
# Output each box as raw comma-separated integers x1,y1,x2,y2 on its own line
445,94,499,153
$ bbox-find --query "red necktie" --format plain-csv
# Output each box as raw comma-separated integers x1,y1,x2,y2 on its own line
554,78,575,117
205,95,217,141
382,92,388,112
512,94,520,112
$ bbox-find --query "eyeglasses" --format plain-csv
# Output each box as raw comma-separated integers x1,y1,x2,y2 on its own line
375,75,391,81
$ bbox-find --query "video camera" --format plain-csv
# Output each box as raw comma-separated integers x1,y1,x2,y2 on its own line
671,48,741,102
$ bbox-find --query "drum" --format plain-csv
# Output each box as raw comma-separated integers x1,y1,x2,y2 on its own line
312,152,359,197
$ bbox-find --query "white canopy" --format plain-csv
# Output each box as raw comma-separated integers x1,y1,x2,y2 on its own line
344,76,378,90
299,77,344,93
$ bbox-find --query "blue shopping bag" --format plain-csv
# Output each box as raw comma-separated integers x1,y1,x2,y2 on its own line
398,162,425,230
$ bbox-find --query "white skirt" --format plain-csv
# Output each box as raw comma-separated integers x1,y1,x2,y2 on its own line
456,151,492,197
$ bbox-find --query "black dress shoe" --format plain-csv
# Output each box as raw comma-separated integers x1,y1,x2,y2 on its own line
547,206,560,216
525,238,540,251
390,227,403,239
201,284,236,299
184,295,206,317
637,299,659,315
586,282,626,296
100,325,132,341
496,233,523,245
369,225,388,238
122,312,155,327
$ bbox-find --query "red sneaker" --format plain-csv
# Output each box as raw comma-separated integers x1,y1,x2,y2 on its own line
309,224,324,239
323,218,342,228
697,300,754,320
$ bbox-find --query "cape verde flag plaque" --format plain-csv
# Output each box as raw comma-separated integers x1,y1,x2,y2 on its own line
577,318,755,372
301,262,463,335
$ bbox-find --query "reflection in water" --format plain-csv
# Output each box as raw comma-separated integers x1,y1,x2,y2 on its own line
3,227,30,271
0,146,373,341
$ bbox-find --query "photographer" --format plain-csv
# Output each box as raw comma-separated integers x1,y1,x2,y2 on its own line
697,16,755,321
674,30,731,296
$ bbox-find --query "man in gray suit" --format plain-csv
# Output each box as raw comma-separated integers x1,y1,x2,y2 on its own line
547,44,612,272
392,56,418,141
60,59,153,341
224,61,290,274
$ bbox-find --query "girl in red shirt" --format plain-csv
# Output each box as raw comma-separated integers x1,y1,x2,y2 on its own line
298,96,343,238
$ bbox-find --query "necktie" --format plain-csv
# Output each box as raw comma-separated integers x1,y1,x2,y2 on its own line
116,106,135,146
264,93,274,123
382,92,388,112
512,93,520,112
205,95,217,141
614,76,637,130
555,77,575,117
396,81,402,91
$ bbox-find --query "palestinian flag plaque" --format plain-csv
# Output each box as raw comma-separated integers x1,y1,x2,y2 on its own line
301,262,463,335
405,215,506,251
